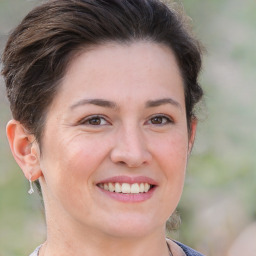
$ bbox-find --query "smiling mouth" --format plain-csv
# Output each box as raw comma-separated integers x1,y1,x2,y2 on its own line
97,182,154,194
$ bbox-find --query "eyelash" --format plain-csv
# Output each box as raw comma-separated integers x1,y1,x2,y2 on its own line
146,114,174,126
78,115,110,126
78,114,173,127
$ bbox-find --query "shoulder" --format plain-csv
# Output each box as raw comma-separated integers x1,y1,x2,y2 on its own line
29,245,42,256
174,241,205,256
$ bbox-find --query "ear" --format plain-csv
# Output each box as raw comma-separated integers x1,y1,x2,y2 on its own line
188,118,197,155
6,120,43,181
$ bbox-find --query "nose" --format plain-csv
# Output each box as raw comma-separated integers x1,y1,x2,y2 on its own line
110,126,152,168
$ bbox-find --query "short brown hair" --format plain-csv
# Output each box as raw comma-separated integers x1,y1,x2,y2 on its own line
2,0,203,143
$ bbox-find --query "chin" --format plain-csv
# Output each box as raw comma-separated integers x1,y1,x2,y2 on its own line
99,214,164,239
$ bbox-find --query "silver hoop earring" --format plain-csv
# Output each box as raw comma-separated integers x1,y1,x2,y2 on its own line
28,179,34,195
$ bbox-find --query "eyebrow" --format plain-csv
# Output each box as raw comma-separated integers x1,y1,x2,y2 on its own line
70,97,181,110
145,98,181,109
70,98,118,110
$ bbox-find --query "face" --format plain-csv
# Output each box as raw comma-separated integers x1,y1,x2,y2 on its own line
38,41,196,238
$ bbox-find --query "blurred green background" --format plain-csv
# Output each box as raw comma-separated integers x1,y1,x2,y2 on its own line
0,0,255,255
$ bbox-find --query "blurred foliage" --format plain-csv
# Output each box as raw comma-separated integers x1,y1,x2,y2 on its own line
0,0,255,255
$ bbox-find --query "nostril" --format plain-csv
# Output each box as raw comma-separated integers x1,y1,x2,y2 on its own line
110,141,152,168
117,161,141,168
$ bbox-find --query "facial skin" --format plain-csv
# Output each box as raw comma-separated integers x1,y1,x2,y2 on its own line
7,41,196,256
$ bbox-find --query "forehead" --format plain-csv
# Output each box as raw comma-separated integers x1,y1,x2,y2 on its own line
52,41,184,108
67,41,181,75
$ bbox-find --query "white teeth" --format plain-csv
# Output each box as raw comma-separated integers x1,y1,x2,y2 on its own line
122,183,131,193
131,183,140,194
139,183,145,193
115,182,122,193
104,183,109,191
108,183,115,192
98,182,152,194
144,183,150,192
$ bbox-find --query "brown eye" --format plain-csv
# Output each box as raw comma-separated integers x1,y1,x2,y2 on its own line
88,117,102,125
148,115,172,125
79,115,109,126
151,116,164,124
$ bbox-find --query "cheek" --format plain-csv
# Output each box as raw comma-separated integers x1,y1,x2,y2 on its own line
151,131,188,196
149,133,189,220
152,131,189,171
40,136,112,214
56,139,109,184
41,134,110,193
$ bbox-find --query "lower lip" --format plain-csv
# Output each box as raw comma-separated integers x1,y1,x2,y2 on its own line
98,186,156,202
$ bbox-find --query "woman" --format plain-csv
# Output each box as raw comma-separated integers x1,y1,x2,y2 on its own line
2,0,204,255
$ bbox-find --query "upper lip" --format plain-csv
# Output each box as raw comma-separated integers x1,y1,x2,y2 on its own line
96,176,158,185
